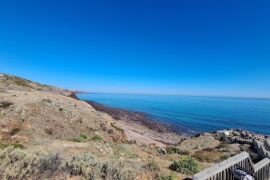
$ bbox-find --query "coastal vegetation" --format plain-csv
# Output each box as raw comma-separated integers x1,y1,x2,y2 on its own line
0,146,133,180
72,134,89,142
169,156,199,175
166,147,190,155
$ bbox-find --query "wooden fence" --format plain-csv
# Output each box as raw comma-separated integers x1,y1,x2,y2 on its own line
193,152,270,180
253,139,270,159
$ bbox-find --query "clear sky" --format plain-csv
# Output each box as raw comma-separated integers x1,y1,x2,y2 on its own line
0,0,269,98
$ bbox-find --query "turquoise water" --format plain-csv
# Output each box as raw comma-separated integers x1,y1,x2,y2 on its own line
78,93,270,135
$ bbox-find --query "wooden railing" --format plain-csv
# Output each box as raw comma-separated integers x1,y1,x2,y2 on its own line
193,151,270,180
254,158,270,180
253,139,270,159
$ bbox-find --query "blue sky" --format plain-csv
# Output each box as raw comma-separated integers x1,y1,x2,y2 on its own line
0,0,269,98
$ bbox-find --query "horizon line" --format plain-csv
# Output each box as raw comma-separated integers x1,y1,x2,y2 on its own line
2,72,269,100
77,91,270,100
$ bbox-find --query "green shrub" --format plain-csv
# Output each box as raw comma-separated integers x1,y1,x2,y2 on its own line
72,134,89,142
0,142,24,149
80,134,88,139
159,175,176,180
0,142,9,149
166,147,190,155
169,156,199,175
91,135,103,142
11,143,24,149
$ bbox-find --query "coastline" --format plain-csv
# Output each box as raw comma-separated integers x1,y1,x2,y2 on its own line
86,100,186,146
83,99,270,147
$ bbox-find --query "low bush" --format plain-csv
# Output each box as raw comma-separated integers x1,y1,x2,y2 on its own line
64,153,99,178
169,156,199,175
159,175,176,180
101,160,134,180
166,147,190,155
72,134,89,142
0,147,61,179
91,135,103,142
0,142,9,149
64,153,134,180
80,134,88,139
0,146,135,180
11,143,24,149
0,142,24,149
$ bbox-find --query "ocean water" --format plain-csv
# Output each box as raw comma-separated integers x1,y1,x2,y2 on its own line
78,93,270,135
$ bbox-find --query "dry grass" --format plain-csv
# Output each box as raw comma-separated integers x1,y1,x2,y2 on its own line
0,147,61,180
13,78,31,88
192,150,227,163
0,146,135,180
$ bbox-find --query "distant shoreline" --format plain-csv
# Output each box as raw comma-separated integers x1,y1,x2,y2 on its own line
85,100,192,146
85,101,175,133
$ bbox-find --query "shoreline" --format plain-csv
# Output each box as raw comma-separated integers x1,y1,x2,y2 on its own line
86,100,187,146
86,100,195,136
84,100,270,147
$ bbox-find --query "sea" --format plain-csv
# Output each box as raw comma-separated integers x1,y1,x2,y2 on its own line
77,93,270,135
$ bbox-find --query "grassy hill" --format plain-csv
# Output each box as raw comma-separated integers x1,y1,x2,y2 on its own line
0,74,245,180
